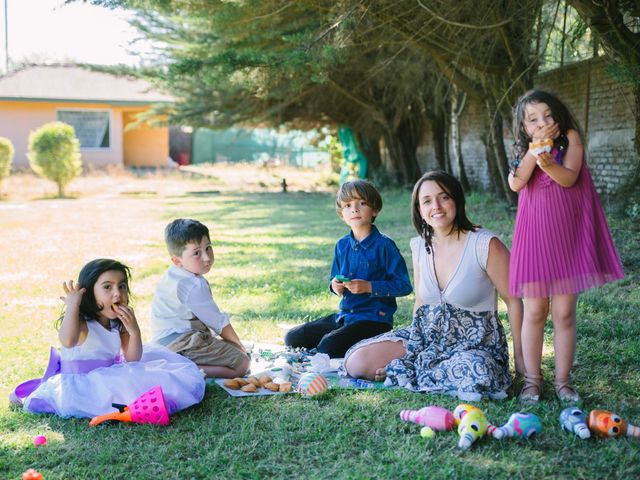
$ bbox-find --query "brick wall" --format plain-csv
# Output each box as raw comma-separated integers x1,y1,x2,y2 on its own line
416,57,638,193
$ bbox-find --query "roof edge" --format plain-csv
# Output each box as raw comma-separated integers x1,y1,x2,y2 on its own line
0,96,168,106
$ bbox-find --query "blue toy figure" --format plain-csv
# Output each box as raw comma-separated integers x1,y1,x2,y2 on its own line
559,407,591,439
494,412,542,439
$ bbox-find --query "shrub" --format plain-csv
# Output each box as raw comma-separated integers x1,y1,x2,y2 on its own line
0,137,14,196
27,122,82,197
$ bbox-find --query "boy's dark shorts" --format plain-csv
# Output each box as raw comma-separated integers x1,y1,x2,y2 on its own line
165,319,247,369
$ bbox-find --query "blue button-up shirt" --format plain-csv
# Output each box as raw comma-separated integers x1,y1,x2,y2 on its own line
330,225,412,326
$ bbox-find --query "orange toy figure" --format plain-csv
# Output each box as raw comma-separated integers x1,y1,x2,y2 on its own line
588,410,640,439
90,386,169,427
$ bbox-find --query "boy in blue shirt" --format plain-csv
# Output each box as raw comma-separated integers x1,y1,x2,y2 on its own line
285,180,412,357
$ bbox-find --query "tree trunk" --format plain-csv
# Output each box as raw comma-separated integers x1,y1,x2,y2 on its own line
430,113,447,172
357,132,382,179
443,114,451,174
483,135,501,196
450,88,470,191
484,97,517,205
635,83,640,157
425,102,448,172
381,110,423,185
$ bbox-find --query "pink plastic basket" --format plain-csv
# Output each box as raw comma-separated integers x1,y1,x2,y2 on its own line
128,386,170,425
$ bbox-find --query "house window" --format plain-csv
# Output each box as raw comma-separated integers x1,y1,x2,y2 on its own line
57,110,111,149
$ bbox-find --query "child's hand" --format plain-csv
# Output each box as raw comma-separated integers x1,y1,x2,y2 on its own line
332,277,346,295
112,304,141,338
531,122,559,142
536,152,555,169
344,279,372,294
60,280,86,307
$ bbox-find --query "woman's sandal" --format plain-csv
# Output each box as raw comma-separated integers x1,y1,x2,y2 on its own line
519,373,542,404
554,378,581,403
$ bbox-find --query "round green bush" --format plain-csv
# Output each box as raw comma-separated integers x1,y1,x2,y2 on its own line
0,137,14,193
27,122,82,197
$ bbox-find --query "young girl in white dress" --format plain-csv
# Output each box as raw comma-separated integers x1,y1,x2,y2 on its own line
11,259,205,418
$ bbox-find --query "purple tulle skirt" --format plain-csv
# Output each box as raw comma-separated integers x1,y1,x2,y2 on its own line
509,158,623,298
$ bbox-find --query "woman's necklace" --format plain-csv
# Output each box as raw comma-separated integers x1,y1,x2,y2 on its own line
430,244,445,302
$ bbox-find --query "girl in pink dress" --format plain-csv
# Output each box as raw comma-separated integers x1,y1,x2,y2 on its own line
508,90,624,404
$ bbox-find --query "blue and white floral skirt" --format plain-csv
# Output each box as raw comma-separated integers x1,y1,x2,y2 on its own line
343,302,511,401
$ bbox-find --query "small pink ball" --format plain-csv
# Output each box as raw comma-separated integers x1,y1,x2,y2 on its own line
33,435,47,447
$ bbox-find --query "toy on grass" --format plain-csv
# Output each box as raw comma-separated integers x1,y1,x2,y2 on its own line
453,404,502,439
33,435,47,447
296,372,329,397
22,469,43,480
399,406,454,431
559,407,591,439
588,410,640,439
493,412,542,439
457,409,488,450
89,385,169,426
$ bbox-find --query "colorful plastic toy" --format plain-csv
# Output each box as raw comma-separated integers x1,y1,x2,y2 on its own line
493,412,542,439
457,409,488,450
559,407,591,439
296,372,329,397
400,406,455,431
588,409,640,439
453,404,502,439
33,435,47,447
89,385,170,426
335,275,350,283
22,469,43,480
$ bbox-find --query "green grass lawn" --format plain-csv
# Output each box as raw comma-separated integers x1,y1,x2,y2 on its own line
1,172,639,479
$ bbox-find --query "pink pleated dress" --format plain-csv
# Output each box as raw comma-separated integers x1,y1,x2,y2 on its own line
509,148,624,298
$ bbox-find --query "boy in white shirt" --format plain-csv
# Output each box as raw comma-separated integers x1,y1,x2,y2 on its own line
151,218,250,378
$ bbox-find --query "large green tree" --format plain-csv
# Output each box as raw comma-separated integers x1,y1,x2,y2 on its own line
84,1,448,183
83,0,638,198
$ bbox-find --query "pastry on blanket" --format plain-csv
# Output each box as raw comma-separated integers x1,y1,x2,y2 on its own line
529,138,554,156
241,383,257,392
278,382,292,393
264,382,280,392
224,379,241,390
258,376,273,387
247,376,261,387
234,377,249,387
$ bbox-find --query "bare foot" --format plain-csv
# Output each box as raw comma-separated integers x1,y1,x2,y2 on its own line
374,368,387,382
